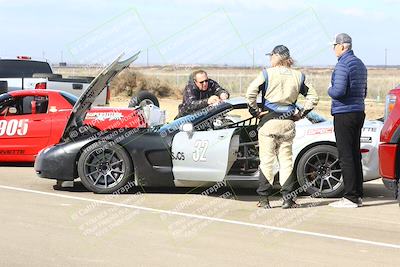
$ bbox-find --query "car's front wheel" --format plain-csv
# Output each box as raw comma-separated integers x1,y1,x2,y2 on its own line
296,145,344,198
77,142,133,193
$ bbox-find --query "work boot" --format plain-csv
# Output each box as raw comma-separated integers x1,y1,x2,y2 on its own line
282,198,298,209
257,196,271,209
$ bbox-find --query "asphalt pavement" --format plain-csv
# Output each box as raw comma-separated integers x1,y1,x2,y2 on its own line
0,165,399,266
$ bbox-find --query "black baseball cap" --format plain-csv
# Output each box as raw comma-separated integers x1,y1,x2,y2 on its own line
266,45,290,59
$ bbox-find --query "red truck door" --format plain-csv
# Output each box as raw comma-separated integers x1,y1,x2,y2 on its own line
0,95,51,161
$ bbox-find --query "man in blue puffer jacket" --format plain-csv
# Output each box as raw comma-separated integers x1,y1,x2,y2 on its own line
328,33,367,208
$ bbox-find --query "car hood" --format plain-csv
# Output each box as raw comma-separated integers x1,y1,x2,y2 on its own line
61,52,140,141
226,96,261,108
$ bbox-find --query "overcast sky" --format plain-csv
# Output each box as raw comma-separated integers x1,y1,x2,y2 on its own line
0,0,399,66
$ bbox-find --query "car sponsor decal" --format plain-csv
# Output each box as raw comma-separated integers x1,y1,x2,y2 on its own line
172,151,185,161
0,119,29,136
360,136,372,143
306,128,333,135
0,149,25,155
85,112,123,121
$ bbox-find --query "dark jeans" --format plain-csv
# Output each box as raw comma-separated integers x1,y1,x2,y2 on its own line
333,112,365,203
257,170,296,198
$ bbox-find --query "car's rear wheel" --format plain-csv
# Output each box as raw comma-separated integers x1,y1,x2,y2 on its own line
77,142,133,193
296,145,344,198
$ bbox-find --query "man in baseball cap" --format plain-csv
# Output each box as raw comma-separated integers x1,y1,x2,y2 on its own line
331,33,352,46
327,33,367,208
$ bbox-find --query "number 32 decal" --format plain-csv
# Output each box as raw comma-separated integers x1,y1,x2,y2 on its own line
193,140,209,162
0,119,29,136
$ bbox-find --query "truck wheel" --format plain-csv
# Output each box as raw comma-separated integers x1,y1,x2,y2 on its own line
296,145,344,198
128,91,159,108
77,142,134,194
0,81,8,94
32,73,62,79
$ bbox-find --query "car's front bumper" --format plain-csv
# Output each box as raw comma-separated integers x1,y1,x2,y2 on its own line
379,143,398,179
34,142,84,181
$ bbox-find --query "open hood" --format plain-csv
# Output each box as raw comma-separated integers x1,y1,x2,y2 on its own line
61,52,140,141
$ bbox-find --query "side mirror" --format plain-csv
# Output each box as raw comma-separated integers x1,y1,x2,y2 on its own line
180,123,194,138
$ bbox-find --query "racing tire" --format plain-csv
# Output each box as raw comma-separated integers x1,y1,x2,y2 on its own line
32,73,62,79
77,142,134,194
128,90,159,108
296,145,344,198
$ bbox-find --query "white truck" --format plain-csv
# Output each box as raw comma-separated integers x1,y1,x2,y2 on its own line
0,57,109,106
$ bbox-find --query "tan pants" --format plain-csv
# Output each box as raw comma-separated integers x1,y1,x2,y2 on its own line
258,119,296,187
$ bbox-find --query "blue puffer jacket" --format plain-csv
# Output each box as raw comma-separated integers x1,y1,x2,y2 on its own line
328,50,367,115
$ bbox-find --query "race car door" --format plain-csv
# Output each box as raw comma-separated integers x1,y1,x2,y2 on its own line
171,128,239,182
0,95,51,160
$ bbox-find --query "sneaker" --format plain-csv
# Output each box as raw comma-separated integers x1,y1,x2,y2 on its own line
282,198,299,209
257,197,271,209
328,198,358,208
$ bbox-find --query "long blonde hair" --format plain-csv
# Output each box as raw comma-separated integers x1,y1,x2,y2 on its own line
275,56,294,68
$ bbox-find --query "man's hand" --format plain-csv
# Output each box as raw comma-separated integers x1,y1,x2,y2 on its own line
258,111,269,117
248,106,260,117
219,92,229,100
208,95,221,105
292,112,302,122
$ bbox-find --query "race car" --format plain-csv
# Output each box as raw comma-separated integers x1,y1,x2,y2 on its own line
35,53,383,197
0,57,161,162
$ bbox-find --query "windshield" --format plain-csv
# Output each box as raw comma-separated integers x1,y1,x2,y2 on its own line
305,110,326,123
0,93,13,114
295,104,326,123
0,60,52,78
60,91,78,106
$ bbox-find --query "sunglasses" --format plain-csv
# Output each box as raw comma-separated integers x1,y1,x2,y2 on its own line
197,79,209,84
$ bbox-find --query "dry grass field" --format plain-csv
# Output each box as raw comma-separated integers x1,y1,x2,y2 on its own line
54,66,400,120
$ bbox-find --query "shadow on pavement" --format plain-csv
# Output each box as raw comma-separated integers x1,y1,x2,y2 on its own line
52,180,397,207
0,162,34,167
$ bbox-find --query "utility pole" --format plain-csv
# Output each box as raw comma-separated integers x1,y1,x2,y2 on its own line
384,48,388,68
252,48,255,69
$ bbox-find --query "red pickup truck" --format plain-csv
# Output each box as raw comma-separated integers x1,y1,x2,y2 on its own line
379,85,400,205
0,89,147,162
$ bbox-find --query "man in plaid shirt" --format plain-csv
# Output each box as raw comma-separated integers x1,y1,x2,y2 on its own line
177,70,229,118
